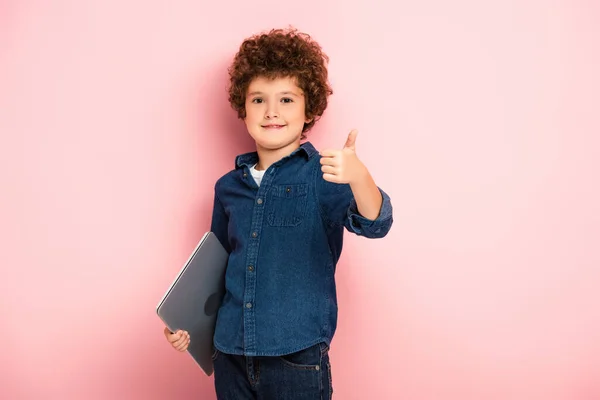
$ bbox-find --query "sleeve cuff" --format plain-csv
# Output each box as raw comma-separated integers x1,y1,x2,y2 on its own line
346,188,393,236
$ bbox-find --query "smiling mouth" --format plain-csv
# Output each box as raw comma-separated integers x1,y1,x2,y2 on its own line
262,124,286,129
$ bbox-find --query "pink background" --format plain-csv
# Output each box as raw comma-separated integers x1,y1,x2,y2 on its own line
1,1,599,399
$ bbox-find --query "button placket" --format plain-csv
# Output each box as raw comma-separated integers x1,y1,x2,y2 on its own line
242,164,277,355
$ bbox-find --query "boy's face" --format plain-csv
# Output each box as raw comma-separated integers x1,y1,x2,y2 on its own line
244,76,311,151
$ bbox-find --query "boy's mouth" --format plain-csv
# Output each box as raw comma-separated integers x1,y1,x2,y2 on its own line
262,124,286,129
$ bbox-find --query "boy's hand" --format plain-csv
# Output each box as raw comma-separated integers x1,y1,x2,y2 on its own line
319,129,367,185
163,327,190,352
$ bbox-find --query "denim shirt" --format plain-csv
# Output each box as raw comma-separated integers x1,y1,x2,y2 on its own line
211,142,393,356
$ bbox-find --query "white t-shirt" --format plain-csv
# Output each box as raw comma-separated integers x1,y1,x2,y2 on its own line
250,164,266,186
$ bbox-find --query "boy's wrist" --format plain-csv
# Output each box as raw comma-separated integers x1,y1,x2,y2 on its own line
348,161,370,187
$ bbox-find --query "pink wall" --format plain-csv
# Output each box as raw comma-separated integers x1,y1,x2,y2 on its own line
1,1,599,399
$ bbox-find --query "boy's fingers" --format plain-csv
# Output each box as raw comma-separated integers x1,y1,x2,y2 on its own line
321,165,336,175
173,332,190,347
343,129,358,149
319,149,338,158
174,335,187,347
322,173,339,183
167,330,183,343
172,333,184,344
319,157,338,166
176,338,190,351
178,341,190,351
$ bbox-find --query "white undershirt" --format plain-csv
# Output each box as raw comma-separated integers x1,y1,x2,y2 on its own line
249,164,266,186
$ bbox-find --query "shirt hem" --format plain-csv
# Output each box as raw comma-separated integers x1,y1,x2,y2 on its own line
214,337,331,357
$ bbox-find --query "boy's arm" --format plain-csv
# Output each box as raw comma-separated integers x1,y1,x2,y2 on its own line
318,129,393,238
348,164,383,220
210,187,231,254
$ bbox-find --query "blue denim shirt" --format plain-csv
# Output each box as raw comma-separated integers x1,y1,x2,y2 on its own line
211,141,393,356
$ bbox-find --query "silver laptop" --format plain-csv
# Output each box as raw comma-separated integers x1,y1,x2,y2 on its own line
156,231,229,376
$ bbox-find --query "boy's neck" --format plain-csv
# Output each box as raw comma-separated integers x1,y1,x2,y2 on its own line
254,140,302,171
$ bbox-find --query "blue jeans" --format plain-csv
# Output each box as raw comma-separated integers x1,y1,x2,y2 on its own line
213,342,333,399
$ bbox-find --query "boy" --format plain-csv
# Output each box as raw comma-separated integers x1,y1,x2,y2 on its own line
164,28,393,399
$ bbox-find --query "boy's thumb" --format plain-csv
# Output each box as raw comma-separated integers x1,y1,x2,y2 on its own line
343,129,358,149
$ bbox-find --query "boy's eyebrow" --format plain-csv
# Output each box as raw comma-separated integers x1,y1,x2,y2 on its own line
247,91,303,97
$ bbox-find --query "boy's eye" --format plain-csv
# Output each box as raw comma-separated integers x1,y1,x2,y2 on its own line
281,98,293,103
251,98,263,104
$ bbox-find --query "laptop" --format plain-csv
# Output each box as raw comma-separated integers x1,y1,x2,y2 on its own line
156,231,229,376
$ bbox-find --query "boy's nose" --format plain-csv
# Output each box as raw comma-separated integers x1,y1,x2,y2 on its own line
265,107,279,119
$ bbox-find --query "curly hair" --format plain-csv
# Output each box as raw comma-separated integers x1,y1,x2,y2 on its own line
228,28,333,138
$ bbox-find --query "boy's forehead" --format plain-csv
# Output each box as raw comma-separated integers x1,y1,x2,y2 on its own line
247,76,303,93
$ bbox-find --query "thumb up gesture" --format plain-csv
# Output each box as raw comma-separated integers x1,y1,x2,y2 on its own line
319,129,366,185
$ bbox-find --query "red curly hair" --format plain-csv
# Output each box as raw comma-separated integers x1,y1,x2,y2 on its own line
228,28,333,138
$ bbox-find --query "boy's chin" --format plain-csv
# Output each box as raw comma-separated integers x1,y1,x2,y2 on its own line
253,135,302,150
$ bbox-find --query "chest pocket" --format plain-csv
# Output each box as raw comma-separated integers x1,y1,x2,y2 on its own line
267,184,309,227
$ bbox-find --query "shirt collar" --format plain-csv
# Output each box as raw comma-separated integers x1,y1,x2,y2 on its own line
235,141,318,169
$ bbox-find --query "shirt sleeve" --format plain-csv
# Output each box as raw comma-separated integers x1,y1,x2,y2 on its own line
210,186,231,253
316,165,393,239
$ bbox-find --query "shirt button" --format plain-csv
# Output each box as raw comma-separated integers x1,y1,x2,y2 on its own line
257,198,263,205
243,173,248,178
248,265,254,271
251,232,258,238
246,302,252,308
